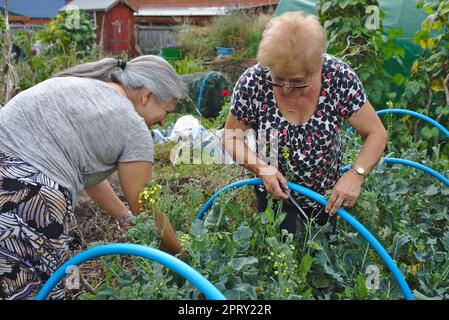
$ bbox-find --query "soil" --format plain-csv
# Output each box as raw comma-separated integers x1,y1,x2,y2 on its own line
66,173,127,299
74,174,126,244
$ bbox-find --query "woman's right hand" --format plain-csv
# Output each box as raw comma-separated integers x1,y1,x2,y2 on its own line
259,166,289,200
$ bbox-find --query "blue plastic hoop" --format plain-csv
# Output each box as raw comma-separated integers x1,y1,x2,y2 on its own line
35,243,226,300
342,158,449,188
344,109,449,139
195,178,415,300
197,72,215,113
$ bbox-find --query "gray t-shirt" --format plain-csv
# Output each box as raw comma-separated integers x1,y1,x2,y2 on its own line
0,76,154,204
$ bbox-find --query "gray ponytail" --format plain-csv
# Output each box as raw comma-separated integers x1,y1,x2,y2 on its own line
54,55,186,103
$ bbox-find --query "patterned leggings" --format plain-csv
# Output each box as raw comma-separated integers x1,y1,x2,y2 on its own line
0,152,82,300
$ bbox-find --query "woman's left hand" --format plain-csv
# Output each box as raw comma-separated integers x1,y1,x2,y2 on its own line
325,171,365,216
117,210,135,230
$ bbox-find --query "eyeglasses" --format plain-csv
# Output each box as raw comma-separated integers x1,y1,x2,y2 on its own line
267,80,309,97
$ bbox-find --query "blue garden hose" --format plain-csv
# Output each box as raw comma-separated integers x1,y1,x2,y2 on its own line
35,243,226,300
196,178,415,300
197,72,215,113
344,109,449,139
342,158,449,187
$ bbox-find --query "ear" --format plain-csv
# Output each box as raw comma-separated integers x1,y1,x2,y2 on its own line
141,90,154,106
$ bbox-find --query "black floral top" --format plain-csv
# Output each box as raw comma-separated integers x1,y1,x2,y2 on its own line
230,54,367,209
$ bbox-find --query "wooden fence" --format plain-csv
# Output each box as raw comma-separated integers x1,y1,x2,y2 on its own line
136,25,182,54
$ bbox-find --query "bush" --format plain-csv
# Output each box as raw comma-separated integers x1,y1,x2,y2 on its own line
3,10,99,92
177,12,273,60
317,0,405,107
240,14,271,59
396,0,449,155
36,9,95,55
169,54,209,75
177,26,214,60
83,121,449,300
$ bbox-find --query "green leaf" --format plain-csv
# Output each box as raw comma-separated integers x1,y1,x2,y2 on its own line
436,106,449,116
416,0,425,9
299,254,313,278
232,225,253,251
315,251,344,284
307,241,323,251
395,47,405,58
321,2,332,14
421,127,439,139
226,283,257,300
190,220,207,238
264,205,274,223
227,256,258,271
225,201,241,216
390,179,410,195
323,20,334,30
408,81,421,95
392,73,405,86
413,289,441,300
373,33,383,50
413,31,423,44
354,274,368,300
424,185,439,196
442,232,449,252
424,5,434,14
432,20,443,30
388,234,411,259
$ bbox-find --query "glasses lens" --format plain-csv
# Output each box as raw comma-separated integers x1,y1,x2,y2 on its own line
283,86,304,97
269,80,307,97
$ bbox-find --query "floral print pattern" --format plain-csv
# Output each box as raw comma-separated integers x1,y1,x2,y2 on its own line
230,54,367,209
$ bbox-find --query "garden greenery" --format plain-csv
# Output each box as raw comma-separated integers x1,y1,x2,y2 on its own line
0,1,448,300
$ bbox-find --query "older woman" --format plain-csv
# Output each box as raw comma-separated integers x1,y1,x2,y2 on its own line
223,12,388,235
0,56,185,299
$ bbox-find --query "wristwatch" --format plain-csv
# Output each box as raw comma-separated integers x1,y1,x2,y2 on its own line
350,165,367,178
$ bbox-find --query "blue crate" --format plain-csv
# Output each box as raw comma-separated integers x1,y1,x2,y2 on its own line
216,47,234,57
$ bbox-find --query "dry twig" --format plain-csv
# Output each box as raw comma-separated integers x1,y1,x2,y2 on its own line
1,0,20,106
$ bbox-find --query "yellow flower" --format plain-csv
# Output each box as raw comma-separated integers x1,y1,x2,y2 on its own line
400,115,411,123
410,263,421,276
281,146,291,160
139,183,163,207
180,233,191,247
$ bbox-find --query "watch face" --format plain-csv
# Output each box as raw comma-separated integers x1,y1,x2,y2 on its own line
356,167,365,175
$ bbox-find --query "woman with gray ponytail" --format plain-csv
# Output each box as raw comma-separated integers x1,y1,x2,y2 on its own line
0,55,186,299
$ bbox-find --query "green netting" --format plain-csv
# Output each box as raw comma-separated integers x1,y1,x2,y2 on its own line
177,71,231,118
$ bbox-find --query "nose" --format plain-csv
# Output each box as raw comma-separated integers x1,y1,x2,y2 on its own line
283,87,293,95
281,86,295,97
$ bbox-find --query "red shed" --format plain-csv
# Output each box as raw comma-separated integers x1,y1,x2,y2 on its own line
60,0,137,57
